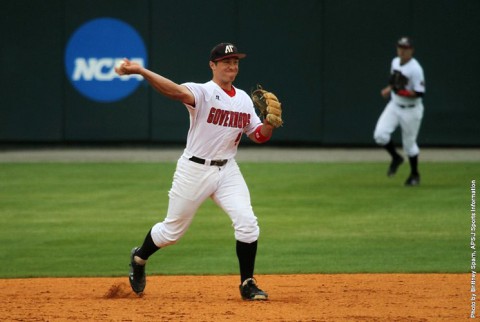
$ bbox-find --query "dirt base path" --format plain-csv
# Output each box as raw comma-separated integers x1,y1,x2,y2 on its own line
0,274,472,321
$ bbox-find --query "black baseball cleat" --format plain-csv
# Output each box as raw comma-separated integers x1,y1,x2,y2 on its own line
239,278,268,301
387,156,404,177
129,247,146,295
405,174,420,186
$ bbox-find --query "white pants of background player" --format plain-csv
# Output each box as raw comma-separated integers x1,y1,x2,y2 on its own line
374,101,424,157
150,155,259,247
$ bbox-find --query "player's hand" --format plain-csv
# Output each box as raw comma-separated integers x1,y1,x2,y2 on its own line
381,86,391,99
115,58,142,76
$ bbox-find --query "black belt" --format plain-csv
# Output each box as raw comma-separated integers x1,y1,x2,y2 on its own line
398,103,416,108
189,156,228,166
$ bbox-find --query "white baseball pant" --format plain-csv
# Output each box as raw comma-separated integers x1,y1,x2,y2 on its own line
150,156,259,247
374,101,424,157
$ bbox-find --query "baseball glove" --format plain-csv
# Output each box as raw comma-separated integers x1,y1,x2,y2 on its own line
251,85,283,128
389,70,409,92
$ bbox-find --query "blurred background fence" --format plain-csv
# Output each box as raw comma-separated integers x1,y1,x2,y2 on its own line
1,0,479,146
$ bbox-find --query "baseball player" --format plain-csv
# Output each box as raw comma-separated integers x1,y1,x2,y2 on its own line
115,42,283,300
373,36,425,186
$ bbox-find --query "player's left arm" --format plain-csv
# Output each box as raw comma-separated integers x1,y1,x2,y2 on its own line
248,120,274,144
248,86,282,143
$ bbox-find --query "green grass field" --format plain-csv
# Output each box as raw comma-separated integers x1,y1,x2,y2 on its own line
0,161,477,278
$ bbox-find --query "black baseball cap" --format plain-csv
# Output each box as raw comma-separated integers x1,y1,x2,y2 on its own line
397,36,413,48
210,43,246,62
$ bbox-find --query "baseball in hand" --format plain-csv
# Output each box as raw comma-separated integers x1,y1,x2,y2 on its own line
116,59,126,68
115,59,127,75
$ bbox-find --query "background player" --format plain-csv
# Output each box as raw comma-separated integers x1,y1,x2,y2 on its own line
373,37,426,186
115,42,281,300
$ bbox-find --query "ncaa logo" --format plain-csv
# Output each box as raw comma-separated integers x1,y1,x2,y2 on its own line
64,17,147,103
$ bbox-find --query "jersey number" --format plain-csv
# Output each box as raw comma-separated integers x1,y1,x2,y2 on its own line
234,133,242,146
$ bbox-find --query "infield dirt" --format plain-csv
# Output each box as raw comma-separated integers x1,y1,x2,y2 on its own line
0,274,471,321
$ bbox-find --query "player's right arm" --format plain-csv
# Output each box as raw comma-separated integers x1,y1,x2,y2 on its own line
381,85,392,99
115,58,195,106
381,59,396,99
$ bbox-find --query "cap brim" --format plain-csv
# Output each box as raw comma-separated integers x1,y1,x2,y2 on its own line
212,53,247,62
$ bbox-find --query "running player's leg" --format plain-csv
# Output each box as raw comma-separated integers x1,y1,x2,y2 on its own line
399,105,424,185
374,102,399,147
212,160,260,283
374,102,404,175
149,157,218,248
129,158,217,294
212,160,267,300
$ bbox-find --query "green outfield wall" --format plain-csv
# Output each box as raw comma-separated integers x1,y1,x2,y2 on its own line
1,0,479,145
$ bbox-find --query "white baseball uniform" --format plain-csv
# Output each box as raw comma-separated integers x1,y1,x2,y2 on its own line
374,57,426,156
151,80,263,247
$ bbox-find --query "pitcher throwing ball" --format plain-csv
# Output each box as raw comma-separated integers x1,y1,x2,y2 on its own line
373,37,426,186
115,42,283,300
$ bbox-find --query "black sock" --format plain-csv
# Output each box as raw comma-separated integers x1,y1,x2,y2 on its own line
135,229,160,261
383,139,402,160
236,240,258,283
408,155,419,176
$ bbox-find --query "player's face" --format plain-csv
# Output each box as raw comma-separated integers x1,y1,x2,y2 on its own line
211,58,239,84
397,47,414,63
